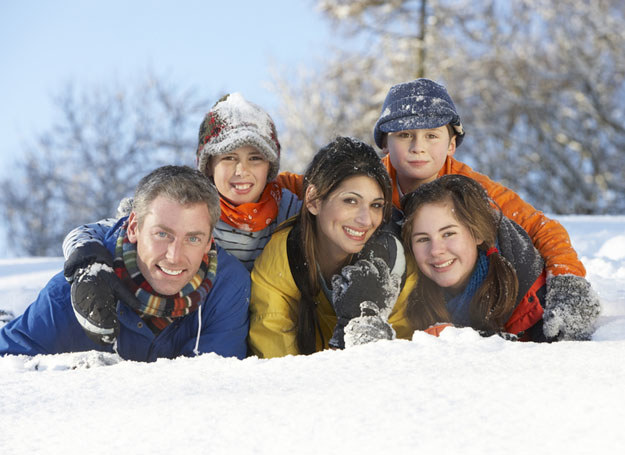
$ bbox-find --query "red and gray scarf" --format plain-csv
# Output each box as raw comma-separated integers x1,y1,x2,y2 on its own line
113,222,217,332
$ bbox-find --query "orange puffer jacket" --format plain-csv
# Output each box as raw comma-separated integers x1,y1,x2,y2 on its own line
382,155,585,277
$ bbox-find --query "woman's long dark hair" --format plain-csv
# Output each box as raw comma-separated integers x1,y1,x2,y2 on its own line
401,175,518,332
294,136,392,354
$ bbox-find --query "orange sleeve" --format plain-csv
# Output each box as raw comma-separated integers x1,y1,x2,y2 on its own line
424,323,454,337
276,171,304,199
441,157,585,277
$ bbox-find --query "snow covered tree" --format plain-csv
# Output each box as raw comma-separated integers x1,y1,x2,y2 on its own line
0,75,209,256
274,0,625,213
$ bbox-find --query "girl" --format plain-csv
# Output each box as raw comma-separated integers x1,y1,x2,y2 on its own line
249,136,412,358
401,174,548,340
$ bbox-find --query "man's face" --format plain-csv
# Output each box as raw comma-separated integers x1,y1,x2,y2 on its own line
383,126,456,194
127,195,213,296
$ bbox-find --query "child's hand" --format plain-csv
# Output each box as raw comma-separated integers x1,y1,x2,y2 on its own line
543,275,601,340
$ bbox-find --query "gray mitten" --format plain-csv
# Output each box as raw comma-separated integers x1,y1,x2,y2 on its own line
329,257,401,349
543,274,601,341
344,301,396,348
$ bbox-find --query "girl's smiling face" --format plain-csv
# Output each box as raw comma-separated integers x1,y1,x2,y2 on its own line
208,146,270,205
410,201,482,294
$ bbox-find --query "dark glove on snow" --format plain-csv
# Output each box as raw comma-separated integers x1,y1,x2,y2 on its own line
329,257,401,349
543,274,601,341
477,330,519,342
65,242,136,345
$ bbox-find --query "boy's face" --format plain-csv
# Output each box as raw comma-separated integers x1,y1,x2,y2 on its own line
207,145,270,206
383,126,456,194
127,195,213,296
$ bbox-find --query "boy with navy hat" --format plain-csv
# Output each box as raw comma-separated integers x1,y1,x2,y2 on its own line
374,78,600,341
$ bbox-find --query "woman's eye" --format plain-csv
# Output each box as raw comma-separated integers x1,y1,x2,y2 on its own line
443,231,455,237
414,237,429,243
371,202,384,209
343,198,357,205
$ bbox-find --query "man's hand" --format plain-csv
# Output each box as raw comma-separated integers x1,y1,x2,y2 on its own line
329,257,401,349
543,274,601,341
65,242,138,345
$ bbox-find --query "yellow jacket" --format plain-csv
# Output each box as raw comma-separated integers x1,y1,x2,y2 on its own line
249,226,416,358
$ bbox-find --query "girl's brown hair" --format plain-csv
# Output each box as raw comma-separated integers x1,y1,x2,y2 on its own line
400,175,518,332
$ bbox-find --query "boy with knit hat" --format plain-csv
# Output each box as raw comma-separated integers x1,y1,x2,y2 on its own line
374,78,600,341
61,94,301,344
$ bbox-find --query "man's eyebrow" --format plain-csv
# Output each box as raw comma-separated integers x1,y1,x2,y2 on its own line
153,225,208,237
185,230,208,237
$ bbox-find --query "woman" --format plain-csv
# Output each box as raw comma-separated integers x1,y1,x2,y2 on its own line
249,137,413,358
400,174,548,341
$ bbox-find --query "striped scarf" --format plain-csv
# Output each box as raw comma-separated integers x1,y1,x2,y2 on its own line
113,222,217,331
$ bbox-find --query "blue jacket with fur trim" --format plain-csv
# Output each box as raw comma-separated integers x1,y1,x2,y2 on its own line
0,219,250,361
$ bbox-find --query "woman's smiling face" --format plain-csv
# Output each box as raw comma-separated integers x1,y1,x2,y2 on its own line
307,175,385,266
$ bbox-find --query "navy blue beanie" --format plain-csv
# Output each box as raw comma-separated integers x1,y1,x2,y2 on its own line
373,79,465,148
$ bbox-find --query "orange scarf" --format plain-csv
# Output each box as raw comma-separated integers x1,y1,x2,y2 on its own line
219,182,282,232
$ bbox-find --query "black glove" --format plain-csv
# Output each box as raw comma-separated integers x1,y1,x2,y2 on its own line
65,243,138,345
329,257,401,349
543,275,601,341
477,329,519,341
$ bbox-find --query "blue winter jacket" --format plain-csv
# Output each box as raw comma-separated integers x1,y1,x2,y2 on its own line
0,219,250,361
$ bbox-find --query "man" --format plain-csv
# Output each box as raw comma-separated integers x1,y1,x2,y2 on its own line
0,165,250,361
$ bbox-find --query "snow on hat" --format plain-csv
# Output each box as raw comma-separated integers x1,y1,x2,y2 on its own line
196,93,281,181
373,78,465,148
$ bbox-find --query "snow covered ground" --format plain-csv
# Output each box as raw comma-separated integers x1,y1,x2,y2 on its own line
1,215,624,454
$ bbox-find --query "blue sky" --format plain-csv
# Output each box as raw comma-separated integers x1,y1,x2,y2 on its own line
0,0,335,256
0,0,332,177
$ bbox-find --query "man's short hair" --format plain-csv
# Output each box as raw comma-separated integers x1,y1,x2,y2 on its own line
133,165,220,229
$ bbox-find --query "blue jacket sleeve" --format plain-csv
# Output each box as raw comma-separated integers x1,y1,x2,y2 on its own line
0,273,104,356
62,218,117,260
178,247,250,359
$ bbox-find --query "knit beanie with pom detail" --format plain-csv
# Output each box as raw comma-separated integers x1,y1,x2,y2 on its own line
196,93,281,181
373,78,465,149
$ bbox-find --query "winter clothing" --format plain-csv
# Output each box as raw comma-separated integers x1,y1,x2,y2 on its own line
196,93,281,181
496,216,547,338
373,79,465,148
113,221,216,320
382,154,586,277
330,257,401,348
249,224,416,358
1,218,250,361
543,274,600,340
445,249,492,327
64,240,125,345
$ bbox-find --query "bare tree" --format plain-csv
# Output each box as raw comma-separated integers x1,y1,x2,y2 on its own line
0,74,209,256
275,0,625,214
